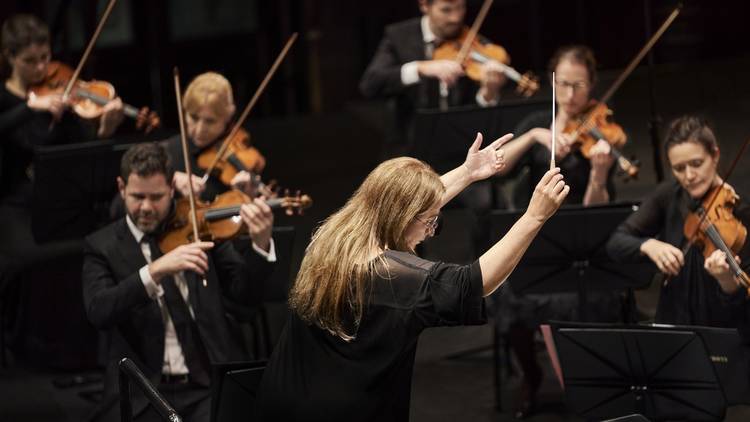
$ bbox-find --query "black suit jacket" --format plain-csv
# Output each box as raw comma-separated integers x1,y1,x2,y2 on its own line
359,17,478,156
82,218,274,417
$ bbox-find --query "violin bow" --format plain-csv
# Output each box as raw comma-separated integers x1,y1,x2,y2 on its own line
61,0,119,102
200,32,299,184
570,4,682,140
455,0,494,65
174,67,208,287
550,71,556,170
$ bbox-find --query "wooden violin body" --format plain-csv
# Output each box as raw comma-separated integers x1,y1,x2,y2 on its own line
196,128,266,187
29,61,160,133
684,184,750,288
432,27,539,97
158,189,312,253
564,101,639,179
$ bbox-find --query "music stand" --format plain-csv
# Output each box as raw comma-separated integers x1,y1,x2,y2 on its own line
210,360,266,422
489,202,654,318
546,322,746,421
413,97,548,173
31,139,137,242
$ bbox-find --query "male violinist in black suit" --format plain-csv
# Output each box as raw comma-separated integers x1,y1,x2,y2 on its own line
82,142,276,422
359,0,508,159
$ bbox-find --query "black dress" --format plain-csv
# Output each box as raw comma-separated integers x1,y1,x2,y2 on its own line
0,84,91,280
606,180,750,326
0,84,91,205
257,250,486,422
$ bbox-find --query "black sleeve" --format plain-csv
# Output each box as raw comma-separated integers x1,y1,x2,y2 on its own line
359,28,408,99
606,184,671,263
81,238,152,329
414,260,486,327
213,240,275,306
0,102,34,135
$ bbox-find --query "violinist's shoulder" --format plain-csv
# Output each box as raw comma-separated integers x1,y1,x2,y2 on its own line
84,218,125,252
384,17,422,39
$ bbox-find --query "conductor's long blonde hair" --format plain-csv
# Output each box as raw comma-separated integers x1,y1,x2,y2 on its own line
289,157,445,340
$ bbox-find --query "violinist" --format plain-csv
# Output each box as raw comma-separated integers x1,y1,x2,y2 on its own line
0,14,125,204
82,142,275,422
359,0,507,159
165,71,265,202
499,45,616,207
606,116,750,326
0,14,124,297
494,45,623,419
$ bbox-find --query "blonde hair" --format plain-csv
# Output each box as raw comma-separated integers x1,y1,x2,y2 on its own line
182,72,235,119
289,157,445,340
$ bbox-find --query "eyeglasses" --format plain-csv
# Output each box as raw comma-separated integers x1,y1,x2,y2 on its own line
415,214,441,235
554,79,590,92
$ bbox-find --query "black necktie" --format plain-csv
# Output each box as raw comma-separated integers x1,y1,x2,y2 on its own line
143,235,211,385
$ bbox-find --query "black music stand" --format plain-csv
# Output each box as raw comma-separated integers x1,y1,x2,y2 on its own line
489,202,654,318
31,139,137,242
210,360,266,422
546,322,748,421
413,97,548,173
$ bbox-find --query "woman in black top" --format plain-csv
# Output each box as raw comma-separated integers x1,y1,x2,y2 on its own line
258,132,570,422
0,14,123,285
491,45,624,418
606,115,750,326
165,71,266,202
0,14,124,204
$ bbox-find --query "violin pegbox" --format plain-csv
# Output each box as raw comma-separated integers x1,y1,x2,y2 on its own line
280,189,313,216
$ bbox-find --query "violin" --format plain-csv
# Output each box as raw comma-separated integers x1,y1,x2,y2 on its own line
683,184,750,290
563,100,639,179
29,61,160,133
158,189,312,253
433,27,539,98
196,127,266,187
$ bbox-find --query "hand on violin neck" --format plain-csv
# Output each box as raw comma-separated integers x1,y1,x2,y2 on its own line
148,241,214,283
704,250,741,294
173,172,206,198
96,96,125,138
27,91,65,121
640,239,684,276
478,60,506,103
240,198,274,253
231,171,256,197
417,59,464,86
589,139,614,182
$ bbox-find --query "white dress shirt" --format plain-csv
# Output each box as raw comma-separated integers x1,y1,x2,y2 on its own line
126,215,276,375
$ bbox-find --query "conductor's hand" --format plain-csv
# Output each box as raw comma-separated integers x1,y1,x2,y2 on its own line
98,96,125,138
704,250,740,294
640,239,684,276
463,132,514,182
526,168,569,223
148,241,214,282
240,197,274,252
173,171,206,198
417,60,464,87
